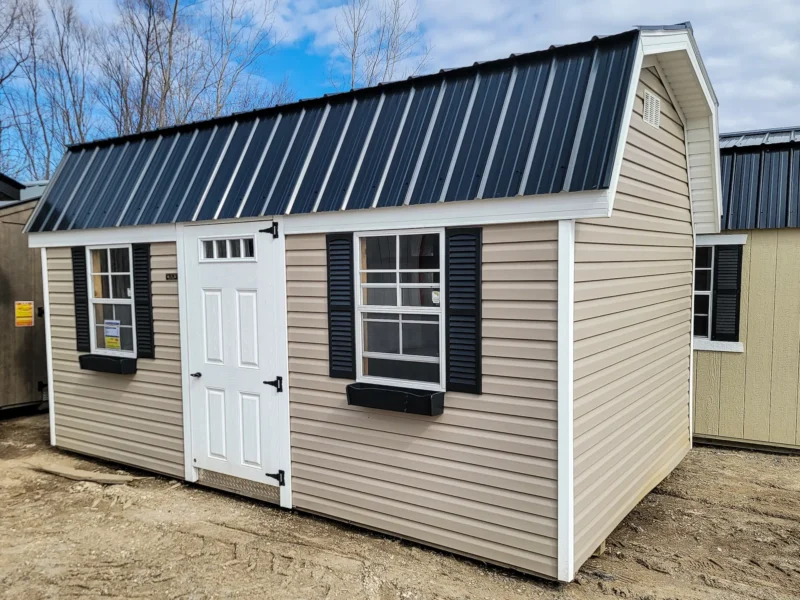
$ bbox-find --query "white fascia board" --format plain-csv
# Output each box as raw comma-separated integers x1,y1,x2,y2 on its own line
28,223,178,248
283,190,609,236
606,38,643,216
696,233,747,246
557,219,575,582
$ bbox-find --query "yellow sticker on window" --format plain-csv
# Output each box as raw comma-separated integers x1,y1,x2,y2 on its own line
15,301,34,327
104,319,121,350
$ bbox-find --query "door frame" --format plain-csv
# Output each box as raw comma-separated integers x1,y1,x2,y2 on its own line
177,217,292,508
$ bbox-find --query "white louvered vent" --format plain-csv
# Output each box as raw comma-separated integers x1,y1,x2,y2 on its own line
643,89,661,129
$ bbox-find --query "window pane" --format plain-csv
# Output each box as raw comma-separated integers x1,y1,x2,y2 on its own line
243,238,255,258
93,275,110,298
229,239,242,258
362,236,396,270
115,304,133,326
400,272,439,284
363,287,397,306
120,327,134,351
94,304,114,322
95,326,107,349
401,287,441,307
402,314,437,322
363,318,400,354
91,249,108,274
203,240,215,259
694,294,709,315
363,312,399,320
111,275,131,299
402,322,439,357
216,239,227,258
400,234,439,270
363,357,439,384
696,247,712,269
695,270,711,291
694,315,709,338
109,248,130,273
362,272,396,284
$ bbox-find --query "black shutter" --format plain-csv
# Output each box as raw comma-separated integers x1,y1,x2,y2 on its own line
326,233,356,379
711,245,743,342
71,246,91,352
132,244,155,358
445,228,482,394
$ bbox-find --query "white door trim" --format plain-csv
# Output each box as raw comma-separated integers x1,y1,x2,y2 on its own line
176,224,197,482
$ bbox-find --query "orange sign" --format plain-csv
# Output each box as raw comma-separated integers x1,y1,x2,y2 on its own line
15,301,34,327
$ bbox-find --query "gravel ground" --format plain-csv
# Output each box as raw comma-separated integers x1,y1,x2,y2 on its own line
2,413,800,599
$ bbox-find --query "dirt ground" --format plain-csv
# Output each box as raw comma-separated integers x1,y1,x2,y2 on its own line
2,414,800,599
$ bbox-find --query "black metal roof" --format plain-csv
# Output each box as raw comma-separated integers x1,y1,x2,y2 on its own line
720,128,800,230
27,29,639,233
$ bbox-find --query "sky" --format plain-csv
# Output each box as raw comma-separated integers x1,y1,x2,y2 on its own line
80,0,800,134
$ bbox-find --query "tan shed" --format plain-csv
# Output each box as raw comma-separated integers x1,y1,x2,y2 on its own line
692,127,800,452
25,24,721,582
1,176,49,411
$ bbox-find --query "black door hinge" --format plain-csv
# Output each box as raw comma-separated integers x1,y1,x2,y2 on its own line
259,222,279,238
263,376,283,392
265,469,285,486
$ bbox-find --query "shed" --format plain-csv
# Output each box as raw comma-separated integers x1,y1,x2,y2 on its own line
693,127,800,451
25,24,720,582
1,175,49,411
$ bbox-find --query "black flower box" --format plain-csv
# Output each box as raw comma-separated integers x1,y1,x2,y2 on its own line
346,382,444,416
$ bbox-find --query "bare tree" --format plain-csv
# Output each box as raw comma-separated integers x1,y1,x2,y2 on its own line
0,0,31,88
334,0,429,90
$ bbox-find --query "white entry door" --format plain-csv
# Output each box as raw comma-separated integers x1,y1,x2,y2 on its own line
182,220,290,506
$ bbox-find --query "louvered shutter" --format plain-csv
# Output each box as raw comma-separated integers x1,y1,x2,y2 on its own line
326,233,356,379
445,228,482,394
132,244,155,358
71,246,91,352
711,245,743,342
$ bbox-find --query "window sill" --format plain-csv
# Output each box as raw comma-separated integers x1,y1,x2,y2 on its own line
78,354,138,374
693,339,743,353
346,382,444,416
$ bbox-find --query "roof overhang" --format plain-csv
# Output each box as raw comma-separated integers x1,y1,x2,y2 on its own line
625,27,722,234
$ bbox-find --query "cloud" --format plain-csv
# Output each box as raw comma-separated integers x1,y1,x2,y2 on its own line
282,0,800,132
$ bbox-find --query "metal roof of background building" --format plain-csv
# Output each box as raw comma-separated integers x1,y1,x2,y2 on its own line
720,128,800,230
26,29,639,233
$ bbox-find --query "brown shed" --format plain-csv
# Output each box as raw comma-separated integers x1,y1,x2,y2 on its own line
25,24,720,582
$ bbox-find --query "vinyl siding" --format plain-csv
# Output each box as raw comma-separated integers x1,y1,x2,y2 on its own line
47,243,183,477
694,229,800,449
286,223,559,579
572,69,693,569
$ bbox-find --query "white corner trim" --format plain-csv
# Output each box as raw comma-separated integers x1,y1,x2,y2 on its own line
175,224,198,483
693,338,744,353
27,222,178,248
696,234,747,246
40,248,56,447
557,219,575,582
606,38,644,216
283,190,609,235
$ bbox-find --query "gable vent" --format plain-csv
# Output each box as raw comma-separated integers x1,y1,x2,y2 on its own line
643,89,661,129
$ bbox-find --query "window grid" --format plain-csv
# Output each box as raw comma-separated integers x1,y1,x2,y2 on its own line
354,230,446,391
694,246,713,339
87,245,137,358
200,236,256,261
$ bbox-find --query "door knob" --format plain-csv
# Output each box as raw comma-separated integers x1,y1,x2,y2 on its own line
190,372,202,378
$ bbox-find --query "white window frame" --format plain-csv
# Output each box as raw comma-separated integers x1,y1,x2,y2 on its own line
198,234,257,263
693,245,713,340
354,228,446,392
86,244,137,358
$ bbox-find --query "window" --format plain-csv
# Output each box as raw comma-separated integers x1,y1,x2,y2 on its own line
693,246,713,338
355,230,445,390
200,236,255,261
87,245,136,357
693,243,743,346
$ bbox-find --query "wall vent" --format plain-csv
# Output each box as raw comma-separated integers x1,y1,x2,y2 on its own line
643,89,661,129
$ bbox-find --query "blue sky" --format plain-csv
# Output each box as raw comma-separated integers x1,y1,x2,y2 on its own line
82,0,800,133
